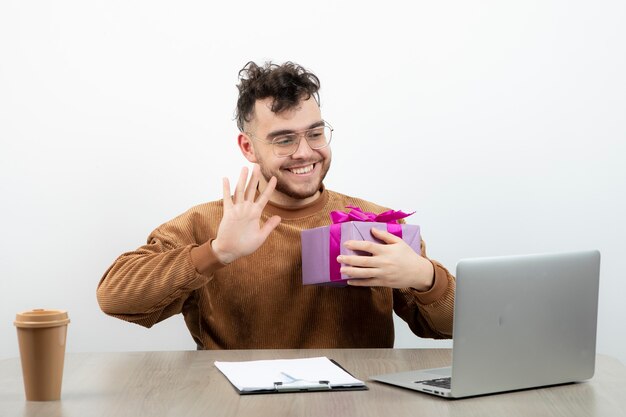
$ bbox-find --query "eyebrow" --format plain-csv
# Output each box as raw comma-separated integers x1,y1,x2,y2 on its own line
266,120,326,139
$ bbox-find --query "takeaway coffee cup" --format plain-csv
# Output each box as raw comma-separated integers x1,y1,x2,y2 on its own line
14,309,70,401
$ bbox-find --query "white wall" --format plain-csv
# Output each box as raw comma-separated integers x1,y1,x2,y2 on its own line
1,1,624,363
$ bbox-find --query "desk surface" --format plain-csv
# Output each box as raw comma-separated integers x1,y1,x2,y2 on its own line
1,349,625,417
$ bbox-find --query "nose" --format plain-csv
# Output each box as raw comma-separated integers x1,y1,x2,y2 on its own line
290,135,316,159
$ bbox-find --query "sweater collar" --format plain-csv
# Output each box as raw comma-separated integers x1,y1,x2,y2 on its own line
263,185,329,220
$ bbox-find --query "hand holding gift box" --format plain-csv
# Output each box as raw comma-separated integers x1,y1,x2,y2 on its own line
301,206,421,286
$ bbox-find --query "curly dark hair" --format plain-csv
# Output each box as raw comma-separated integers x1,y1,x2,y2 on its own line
235,61,321,132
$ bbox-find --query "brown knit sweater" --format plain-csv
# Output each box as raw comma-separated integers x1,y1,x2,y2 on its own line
97,187,455,349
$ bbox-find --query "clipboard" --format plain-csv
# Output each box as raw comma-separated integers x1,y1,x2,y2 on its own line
214,356,368,395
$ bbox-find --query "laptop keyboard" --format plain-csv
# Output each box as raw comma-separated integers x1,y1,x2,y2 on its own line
415,377,451,389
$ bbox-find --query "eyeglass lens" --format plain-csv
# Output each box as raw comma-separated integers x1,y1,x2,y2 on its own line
271,126,332,156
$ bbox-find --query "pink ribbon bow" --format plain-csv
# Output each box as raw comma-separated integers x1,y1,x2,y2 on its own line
328,206,414,281
330,205,414,224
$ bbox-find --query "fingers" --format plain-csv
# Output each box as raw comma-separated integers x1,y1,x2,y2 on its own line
234,167,248,203
244,165,261,201
343,239,381,255
256,175,277,207
340,265,381,279
215,166,279,263
228,166,275,206
343,228,404,255
370,227,403,244
222,177,233,209
339,230,401,286
341,233,428,289
339,253,381,281
338,254,376,268
260,215,282,240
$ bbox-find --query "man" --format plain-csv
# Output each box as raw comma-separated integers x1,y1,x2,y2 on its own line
97,61,455,349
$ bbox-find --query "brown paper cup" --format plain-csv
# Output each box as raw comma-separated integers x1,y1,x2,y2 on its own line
14,309,70,401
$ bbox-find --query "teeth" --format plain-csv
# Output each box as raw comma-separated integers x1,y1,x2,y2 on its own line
289,164,314,175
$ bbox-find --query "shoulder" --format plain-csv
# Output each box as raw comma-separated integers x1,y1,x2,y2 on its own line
150,200,224,245
163,200,224,226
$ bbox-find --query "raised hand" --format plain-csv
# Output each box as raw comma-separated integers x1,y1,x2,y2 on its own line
211,165,281,264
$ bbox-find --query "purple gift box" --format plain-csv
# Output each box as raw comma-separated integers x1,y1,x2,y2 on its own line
301,207,421,286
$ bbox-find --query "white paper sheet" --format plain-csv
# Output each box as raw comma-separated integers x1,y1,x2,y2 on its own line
214,356,365,392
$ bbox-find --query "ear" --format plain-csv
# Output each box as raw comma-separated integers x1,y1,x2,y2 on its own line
238,133,258,163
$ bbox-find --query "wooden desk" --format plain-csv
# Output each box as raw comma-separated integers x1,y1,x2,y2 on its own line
1,349,625,417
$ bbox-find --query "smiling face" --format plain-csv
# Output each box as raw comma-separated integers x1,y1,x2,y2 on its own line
238,97,331,207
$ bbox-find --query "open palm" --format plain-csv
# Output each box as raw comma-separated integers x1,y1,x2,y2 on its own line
212,166,281,264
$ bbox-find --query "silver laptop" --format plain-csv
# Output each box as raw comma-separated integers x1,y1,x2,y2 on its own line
371,250,601,398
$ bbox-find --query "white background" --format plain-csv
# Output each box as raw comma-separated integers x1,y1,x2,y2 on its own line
1,1,624,364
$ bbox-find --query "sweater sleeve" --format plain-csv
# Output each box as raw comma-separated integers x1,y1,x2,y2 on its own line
392,239,456,339
96,226,225,328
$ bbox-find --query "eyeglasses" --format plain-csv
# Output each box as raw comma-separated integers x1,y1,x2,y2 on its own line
246,122,333,157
